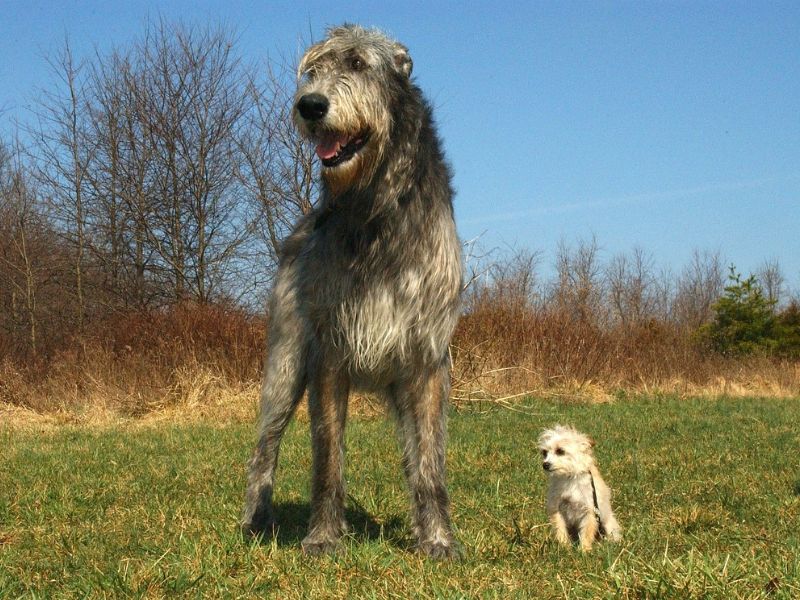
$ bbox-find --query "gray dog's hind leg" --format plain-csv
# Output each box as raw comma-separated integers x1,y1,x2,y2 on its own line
241,276,307,539
301,359,350,554
394,363,460,559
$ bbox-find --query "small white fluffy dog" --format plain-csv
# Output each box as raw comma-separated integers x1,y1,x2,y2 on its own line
537,425,621,551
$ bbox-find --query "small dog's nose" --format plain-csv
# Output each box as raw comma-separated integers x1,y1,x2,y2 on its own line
297,93,329,121
542,461,551,471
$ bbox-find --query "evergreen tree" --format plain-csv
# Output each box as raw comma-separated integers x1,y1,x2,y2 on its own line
699,266,777,355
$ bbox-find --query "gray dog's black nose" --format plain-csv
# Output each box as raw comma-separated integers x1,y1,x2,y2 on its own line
297,93,329,121
542,461,551,471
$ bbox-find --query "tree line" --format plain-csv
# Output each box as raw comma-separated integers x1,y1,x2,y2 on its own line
1,20,797,365
1,21,313,358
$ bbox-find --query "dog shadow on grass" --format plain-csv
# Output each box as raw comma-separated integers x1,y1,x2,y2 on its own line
258,500,409,550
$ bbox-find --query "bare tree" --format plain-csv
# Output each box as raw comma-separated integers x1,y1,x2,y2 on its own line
126,21,260,303
673,249,724,329
76,20,276,306
606,246,657,326
115,50,161,308
757,258,785,307
29,39,92,330
237,63,316,271
19,19,329,315
83,48,129,303
464,247,543,315
552,235,606,323
0,141,47,356
652,266,676,323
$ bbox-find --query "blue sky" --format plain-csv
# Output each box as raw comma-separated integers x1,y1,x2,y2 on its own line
2,1,799,291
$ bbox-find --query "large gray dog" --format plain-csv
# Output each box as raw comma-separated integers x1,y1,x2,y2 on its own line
241,24,463,559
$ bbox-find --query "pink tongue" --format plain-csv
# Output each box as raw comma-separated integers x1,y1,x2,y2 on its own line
315,135,348,160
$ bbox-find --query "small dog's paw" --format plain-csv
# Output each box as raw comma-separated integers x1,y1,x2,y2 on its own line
605,528,622,543
553,529,571,546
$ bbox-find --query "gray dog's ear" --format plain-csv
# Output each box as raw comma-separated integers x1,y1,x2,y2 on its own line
393,43,413,77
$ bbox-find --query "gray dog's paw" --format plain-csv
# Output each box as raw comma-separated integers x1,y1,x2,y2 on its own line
301,535,342,556
241,516,277,541
417,539,463,561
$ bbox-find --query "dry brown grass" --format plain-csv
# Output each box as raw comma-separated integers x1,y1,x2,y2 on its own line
2,294,798,429
0,303,265,427
449,290,800,404
1,353,261,427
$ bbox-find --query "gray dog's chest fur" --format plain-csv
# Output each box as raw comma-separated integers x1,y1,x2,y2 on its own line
287,193,462,385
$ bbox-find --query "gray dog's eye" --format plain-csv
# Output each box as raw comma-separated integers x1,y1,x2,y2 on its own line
301,67,316,83
350,57,365,71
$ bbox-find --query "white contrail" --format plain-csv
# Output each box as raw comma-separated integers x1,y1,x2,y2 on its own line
461,173,800,225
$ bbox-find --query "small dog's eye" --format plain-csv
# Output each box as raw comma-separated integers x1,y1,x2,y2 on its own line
555,448,565,456
540,450,547,457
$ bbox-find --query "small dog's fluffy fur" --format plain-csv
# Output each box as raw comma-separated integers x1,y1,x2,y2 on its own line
537,425,621,551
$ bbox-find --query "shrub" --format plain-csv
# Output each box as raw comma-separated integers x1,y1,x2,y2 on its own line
775,301,800,358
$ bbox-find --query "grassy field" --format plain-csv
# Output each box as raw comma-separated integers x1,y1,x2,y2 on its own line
1,395,798,598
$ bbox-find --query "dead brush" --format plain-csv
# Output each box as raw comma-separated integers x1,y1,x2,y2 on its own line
451,268,800,403
2,282,799,423
0,303,266,419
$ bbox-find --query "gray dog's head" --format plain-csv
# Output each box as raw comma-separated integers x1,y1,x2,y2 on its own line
294,25,414,192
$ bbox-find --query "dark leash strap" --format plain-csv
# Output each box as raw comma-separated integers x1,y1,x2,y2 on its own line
589,472,606,537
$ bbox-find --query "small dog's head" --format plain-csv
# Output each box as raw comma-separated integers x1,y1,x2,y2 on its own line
537,425,596,476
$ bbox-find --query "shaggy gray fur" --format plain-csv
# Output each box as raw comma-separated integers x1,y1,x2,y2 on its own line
241,24,463,559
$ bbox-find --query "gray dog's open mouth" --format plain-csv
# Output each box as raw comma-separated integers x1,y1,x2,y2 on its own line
315,131,370,167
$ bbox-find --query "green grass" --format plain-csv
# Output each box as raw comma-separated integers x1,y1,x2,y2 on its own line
2,396,799,598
